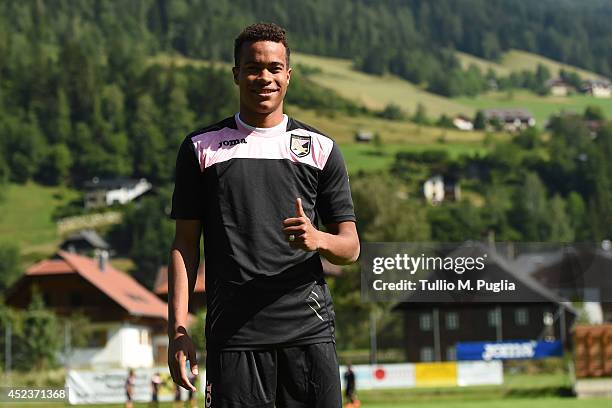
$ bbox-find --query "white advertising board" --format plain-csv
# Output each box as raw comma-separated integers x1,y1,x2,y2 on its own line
457,360,504,386
340,364,416,390
66,367,203,405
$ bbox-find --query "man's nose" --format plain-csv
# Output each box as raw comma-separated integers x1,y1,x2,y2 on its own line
256,69,273,82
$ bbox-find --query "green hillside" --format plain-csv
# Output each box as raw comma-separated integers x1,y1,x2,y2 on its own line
292,53,473,118
0,183,79,255
501,50,605,80
457,49,606,80
456,51,511,76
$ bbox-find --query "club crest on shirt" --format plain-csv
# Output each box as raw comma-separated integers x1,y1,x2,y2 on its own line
290,134,311,158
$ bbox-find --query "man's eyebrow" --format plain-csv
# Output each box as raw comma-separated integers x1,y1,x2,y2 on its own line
243,60,285,68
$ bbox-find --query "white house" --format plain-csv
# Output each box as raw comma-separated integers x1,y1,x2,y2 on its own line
546,78,574,96
582,79,611,98
453,115,474,131
423,175,461,204
84,178,152,209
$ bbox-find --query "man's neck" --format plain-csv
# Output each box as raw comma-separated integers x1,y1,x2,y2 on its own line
238,106,285,128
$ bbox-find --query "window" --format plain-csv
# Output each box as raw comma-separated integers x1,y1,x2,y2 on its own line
488,309,500,327
420,347,434,362
140,329,150,345
419,313,432,331
445,312,459,330
446,346,457,361
515,308,529,326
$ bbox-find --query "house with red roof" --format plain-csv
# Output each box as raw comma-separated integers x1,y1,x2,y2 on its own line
5,251,173,368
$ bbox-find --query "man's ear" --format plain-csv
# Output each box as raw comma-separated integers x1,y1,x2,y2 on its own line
287,67,292,85
232,67,240,85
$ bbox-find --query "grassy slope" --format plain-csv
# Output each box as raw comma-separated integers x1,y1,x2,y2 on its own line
456,51,511,76
292,51,611,129
0,182,79,256
457,49,604,80
501,50,604,80
292,53,473,117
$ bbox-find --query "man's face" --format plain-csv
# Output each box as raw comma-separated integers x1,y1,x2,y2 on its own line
233,41,291,116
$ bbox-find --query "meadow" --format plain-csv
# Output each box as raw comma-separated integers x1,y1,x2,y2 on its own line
292,50,611,127
0,182,79,256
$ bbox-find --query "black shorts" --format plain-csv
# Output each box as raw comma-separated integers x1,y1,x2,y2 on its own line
205,342,341,408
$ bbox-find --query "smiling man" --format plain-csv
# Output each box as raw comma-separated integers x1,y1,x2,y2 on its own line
167,23,359,408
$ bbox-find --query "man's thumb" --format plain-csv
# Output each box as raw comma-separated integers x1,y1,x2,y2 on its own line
296,197,306,217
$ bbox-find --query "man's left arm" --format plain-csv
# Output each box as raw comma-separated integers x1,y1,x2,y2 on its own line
283,198,359,265
316,221,360,265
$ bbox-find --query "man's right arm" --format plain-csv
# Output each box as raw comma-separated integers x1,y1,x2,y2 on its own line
168,219,201,391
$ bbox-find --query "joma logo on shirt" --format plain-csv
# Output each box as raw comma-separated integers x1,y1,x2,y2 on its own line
218,138,247,148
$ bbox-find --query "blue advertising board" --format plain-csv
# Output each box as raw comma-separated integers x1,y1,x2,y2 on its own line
456,340,563,361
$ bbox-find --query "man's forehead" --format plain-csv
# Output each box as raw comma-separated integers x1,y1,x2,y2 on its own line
240,41,287,65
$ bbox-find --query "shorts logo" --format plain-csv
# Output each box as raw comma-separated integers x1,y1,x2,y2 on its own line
290,134,311,158
205,381,212,407
218,138,247,149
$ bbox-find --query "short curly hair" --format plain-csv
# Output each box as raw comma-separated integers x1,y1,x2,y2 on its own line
234,22,290,67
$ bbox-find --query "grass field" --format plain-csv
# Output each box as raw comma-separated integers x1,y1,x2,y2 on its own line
4,397,611,408
0,182,79,256
457,49,604,81
500,50,604,80
456,51,511,76
291,51,610,127
455,91,612,128
291,53,473,117
1,371,610,408
340,142,488,174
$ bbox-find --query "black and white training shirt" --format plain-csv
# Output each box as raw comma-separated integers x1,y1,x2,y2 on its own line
171,113,356,351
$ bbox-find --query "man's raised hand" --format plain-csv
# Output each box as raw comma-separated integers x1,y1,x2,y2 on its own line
282,198,320,251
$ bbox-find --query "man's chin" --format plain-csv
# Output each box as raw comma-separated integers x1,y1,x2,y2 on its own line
250,102,280,114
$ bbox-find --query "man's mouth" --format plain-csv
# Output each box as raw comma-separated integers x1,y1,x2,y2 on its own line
254,89,278,95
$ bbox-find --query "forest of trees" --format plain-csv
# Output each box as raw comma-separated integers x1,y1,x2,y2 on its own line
2,0,610,99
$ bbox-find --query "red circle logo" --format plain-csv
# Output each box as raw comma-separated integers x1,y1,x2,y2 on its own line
374,368,386,380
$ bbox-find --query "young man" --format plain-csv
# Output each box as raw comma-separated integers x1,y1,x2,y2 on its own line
168,22,359,407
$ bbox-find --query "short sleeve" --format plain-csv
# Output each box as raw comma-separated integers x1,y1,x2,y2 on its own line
170,137,204,220
316,143,356,225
